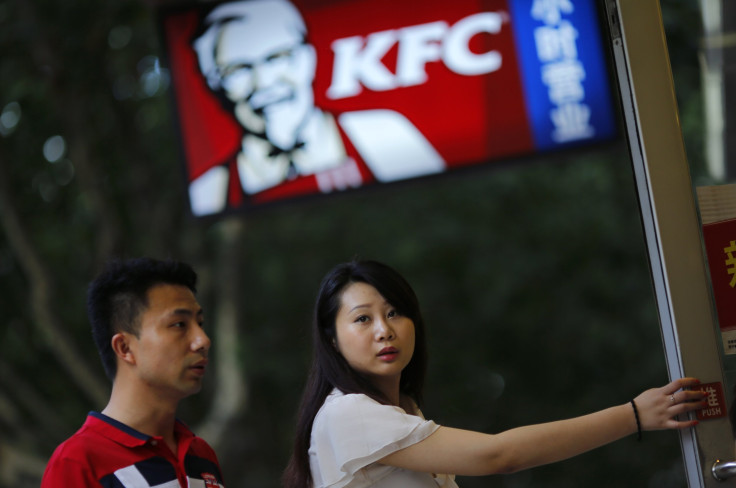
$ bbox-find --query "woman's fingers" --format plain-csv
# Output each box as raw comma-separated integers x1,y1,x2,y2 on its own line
670,398,706,416
663,377,700,394
666,385,706,413
673,389,707,406
666,417,700,429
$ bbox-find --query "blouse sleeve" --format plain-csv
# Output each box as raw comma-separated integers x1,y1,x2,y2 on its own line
309,392,440,487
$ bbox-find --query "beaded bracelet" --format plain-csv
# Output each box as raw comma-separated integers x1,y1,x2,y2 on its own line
630,399,642,441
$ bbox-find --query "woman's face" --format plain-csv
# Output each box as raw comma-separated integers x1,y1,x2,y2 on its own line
334,282,415,393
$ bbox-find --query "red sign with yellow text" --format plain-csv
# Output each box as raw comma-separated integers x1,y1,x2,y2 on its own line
702,218,736,332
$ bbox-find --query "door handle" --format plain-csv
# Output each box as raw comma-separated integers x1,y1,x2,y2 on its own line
712,460,736,481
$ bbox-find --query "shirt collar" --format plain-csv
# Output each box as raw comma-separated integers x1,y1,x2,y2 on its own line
87,411,195,448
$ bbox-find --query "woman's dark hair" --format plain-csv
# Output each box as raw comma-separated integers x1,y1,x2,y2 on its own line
282,259,428,488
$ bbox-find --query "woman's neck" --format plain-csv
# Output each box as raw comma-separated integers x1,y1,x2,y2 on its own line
370,376,402,406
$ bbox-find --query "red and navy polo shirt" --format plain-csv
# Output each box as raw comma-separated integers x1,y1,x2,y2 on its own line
41,412,225,487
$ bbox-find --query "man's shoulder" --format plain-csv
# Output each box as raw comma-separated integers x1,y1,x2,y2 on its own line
41,415,120,486
50,412,152,461
47,414,117,460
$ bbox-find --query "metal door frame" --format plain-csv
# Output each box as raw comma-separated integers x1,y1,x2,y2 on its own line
606,0,734,485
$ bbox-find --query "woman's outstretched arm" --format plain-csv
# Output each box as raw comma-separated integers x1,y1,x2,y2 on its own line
381,378,705,476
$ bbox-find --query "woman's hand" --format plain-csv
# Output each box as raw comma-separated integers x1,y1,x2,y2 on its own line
633,377,705,431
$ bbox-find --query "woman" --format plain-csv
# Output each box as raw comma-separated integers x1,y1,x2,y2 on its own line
283,260,704,488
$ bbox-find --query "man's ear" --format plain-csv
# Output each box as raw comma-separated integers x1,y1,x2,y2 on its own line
111,332,135,365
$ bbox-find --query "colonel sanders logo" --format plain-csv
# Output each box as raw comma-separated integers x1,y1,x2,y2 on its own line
188,0,445,215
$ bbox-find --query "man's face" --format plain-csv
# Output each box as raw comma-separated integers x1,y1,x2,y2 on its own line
127,284,210,401
215,17,316,150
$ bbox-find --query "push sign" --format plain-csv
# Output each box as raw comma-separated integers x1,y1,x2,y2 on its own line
695,382,727,421
160,0,617,217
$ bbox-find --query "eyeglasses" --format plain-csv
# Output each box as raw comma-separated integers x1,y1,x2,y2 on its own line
216,43,307,91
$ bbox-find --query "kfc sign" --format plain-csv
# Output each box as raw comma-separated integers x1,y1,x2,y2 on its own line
160,0,617,217
327,13,505,98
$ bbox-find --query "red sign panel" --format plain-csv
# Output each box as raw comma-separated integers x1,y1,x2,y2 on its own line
694,382,727,421
702,218,736,332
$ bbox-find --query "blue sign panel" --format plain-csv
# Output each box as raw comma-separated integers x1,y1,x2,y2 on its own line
509,0,617,151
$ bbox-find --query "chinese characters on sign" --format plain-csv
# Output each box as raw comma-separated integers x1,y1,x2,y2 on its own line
703,220,736,354
531,0,594,142
160,0,617,217
698,183,736,355
704,224,736,354
508,0,614,151
695,382,727,421
725,240,736,288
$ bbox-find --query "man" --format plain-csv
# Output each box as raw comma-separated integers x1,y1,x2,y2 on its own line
41,258,225,487
188,0,444,216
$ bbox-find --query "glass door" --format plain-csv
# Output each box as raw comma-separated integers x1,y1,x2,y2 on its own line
606,0,735,486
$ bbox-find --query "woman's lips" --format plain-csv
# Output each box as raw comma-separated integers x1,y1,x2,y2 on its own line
377,347,398,361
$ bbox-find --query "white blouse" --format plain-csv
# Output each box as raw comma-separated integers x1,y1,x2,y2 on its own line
309,389,460,488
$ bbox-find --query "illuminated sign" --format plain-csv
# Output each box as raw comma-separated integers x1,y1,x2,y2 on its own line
159,0,617,217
